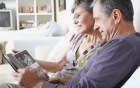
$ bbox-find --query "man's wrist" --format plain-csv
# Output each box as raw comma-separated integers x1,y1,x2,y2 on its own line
58,77,67,85
33,80,45,88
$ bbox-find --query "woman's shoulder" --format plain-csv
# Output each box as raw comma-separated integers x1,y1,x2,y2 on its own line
71,33,87,42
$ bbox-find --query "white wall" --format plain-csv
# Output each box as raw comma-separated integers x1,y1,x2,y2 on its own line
0,0,17,30
66,0,77,33
56,0,77,34
131,0,140,32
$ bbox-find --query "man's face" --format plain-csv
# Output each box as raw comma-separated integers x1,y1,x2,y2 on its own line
93,1,116,41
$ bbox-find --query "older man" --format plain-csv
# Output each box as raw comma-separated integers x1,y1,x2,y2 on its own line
1,0,140,88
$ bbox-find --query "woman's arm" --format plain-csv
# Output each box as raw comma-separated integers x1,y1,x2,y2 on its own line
36,34,76,73
36,50,67,73
12,49,67,73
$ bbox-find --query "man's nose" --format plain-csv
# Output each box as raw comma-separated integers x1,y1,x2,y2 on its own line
94,24,99,30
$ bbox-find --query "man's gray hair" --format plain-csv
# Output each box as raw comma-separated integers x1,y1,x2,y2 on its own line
92,0,134,22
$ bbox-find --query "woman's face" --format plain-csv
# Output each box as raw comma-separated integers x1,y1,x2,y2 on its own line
73,5,94,34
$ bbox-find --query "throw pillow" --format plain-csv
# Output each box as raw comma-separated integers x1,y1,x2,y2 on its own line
39,21,64,36
47,21,64,36
0,41,7,64
46,32,76,62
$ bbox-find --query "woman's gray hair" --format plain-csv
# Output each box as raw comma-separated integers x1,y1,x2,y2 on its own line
71,0,94,13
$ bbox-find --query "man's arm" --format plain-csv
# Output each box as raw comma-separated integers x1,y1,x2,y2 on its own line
15,39,136,88
42,39,135,88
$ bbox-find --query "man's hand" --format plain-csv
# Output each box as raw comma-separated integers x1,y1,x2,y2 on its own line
48,77,67,85
13,66,44,88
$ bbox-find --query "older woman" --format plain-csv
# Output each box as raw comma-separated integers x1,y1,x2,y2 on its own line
0,0,105,87
45,0,105,84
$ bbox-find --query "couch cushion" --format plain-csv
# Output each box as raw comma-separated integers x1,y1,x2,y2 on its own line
0,64,16,84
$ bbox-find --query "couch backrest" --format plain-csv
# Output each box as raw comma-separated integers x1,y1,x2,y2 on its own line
122,67,140,88
13,37,63,58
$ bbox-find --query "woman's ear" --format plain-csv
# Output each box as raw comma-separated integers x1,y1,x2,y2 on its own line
112,9,121,24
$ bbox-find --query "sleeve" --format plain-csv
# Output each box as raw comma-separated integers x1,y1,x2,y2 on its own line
84,39,136,88
42,39,136,88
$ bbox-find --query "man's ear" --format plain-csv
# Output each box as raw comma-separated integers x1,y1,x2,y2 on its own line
112,9,121,24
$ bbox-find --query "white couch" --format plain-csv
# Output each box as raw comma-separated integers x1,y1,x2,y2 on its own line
13,36,63,59
122,67,140,88
0,19,71,84
12,0,140,87
0,0,140,86
0,33,72,84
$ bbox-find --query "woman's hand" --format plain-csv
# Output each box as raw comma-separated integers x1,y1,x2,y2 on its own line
12,49,19,54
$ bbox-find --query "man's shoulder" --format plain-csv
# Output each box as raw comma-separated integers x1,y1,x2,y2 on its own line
111,33,140,42
120,33,140,43
106,33,140,49
101,33,140,48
